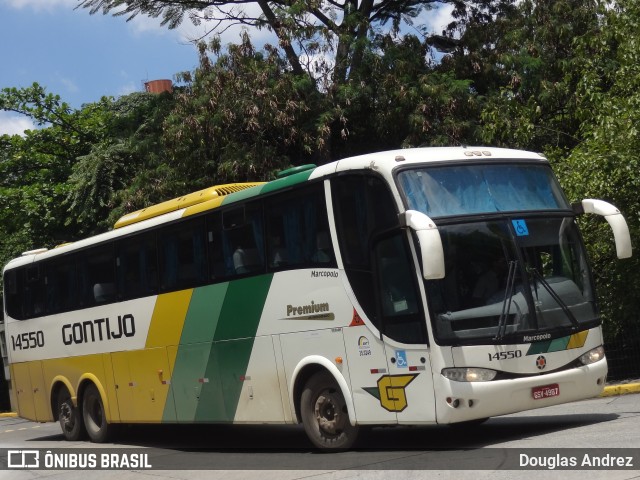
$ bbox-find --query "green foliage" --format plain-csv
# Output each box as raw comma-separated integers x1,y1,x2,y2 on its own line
77,0,442,86
559,0,640,341
328,34,480,154
474,0,602,152
163,33,323,185
0,83,107,266
66,91,178,231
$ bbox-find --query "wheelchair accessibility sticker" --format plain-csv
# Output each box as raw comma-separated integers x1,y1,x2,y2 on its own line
395,350,408,368
512,219,529,236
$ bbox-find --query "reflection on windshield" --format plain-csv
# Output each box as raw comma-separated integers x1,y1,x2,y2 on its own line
398,164,570,218
425,218,598,345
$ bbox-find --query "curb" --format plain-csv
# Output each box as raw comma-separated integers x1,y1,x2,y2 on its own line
0,412,17,418
600,382,640,397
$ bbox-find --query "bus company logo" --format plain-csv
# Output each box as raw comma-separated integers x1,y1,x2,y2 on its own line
62,314,135,346
536,355,547,370
284,301,335,321
363,374,418,412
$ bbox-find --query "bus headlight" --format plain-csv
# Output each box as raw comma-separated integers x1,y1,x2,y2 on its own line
579,346,605,366
442,367,497,382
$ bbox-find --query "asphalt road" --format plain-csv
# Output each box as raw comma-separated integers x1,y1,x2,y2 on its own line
0,392,639,480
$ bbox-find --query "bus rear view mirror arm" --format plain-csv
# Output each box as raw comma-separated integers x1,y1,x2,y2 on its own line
399,210,445,280
578,199,633,259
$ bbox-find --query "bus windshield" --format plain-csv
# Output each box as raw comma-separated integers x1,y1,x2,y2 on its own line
398,163,570,217
397,164,597,345
422,218,598,345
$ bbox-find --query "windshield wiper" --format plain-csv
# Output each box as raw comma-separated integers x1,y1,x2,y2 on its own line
495,260,517,341
528,267,580,330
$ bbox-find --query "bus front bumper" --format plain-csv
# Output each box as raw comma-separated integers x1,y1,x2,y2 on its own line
433,359,608,424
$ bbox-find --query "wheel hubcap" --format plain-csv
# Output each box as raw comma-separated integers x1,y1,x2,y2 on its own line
314,389,345,435
60,402,74,431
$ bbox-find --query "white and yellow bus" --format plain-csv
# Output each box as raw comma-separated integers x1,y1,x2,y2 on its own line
1,147,632,450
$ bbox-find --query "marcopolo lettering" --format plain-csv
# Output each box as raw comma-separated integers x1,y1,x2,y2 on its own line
62,314,135,345
311,270,338,278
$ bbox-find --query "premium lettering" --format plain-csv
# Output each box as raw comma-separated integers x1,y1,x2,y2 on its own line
287,301,330,317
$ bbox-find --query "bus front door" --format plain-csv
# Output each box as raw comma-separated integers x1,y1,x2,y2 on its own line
373,231,436,423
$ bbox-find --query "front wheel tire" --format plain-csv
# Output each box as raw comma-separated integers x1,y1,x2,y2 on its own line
300,371,359,451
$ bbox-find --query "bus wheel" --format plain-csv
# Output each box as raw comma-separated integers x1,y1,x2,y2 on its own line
57,387,85,441
82,384,112,443
300,371,359,451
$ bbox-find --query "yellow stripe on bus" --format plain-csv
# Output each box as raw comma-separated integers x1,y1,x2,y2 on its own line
567,330,588,349
146,290,193,350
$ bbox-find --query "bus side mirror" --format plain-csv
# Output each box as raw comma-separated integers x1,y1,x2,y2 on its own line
400,210,445,280
576,199,632,259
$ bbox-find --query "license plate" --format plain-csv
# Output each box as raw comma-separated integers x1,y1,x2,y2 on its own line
532,383,560,400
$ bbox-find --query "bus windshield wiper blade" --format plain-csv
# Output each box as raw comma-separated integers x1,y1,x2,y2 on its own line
495,260,517,341
528,268,580,330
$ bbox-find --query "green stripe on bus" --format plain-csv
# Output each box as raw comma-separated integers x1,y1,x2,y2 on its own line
182,283,229,344
548,336,570,352
259,169,315,194
165,283,230,422
195,275,273,421
221,184,265,205
167,275,274,422
526,335,571,355
527,340,552,355
214,275,273,341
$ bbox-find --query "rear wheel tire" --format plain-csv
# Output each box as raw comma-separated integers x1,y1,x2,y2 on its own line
82,384,113,443
300,371,359,451
57,387,84,441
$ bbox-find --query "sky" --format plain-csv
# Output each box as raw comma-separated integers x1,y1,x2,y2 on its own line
0,0,454,136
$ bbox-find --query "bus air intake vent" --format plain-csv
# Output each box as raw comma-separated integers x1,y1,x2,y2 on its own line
114,182,265,229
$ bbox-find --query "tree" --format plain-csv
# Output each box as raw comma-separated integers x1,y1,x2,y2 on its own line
66,91,178,232
473,0,602,152
0,84,176,258
77,0,442,87
162,33,326,183
559,0,640,345
332,33,481,154
0,84,112,260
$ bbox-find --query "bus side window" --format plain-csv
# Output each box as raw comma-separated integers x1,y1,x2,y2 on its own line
117,233,158,300
25,265,45,316
266,183,335,271
222,203,265,277
158,219,208,292
207,212,231,279
374,233,426,344
78,246,116,306
4,269,25,320
44,257,78,315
